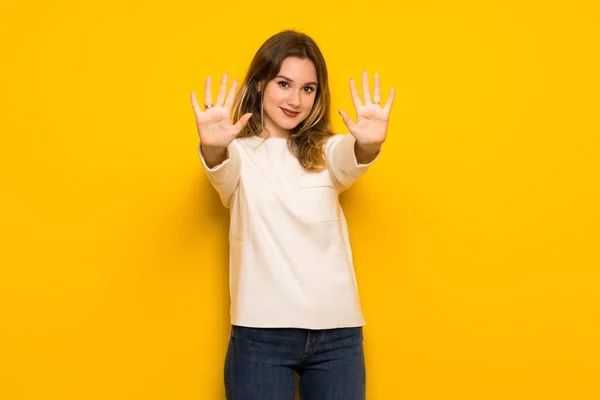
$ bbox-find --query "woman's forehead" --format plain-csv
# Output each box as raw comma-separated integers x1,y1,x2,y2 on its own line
277,57,317,82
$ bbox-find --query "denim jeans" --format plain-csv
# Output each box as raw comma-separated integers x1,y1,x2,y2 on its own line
224,325,366,400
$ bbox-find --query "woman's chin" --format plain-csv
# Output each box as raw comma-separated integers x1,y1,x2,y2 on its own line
275,119,301,130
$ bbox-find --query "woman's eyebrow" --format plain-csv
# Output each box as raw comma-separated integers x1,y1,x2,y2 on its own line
276,75,318,86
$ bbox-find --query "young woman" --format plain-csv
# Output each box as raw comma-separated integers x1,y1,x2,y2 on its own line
190,30,395,400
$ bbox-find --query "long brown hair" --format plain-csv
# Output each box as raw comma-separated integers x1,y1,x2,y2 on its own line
231,30,333,171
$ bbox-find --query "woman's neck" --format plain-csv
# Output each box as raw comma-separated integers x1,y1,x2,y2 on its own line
258,129,290,139
259,119,291,139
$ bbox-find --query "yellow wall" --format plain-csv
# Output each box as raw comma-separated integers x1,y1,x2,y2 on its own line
2,0,599,398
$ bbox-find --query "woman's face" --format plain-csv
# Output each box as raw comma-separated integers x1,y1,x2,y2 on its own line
260,57,318,136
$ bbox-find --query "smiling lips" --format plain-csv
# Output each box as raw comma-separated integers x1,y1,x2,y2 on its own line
280,107,300,118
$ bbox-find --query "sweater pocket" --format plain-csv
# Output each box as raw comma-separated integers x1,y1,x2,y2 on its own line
299,171,339,223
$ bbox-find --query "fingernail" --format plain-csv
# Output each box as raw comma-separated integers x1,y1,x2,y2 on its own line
338,110,342,115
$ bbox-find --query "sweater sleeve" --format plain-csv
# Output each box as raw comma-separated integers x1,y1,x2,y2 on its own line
326,134,381,193
197,141,241,208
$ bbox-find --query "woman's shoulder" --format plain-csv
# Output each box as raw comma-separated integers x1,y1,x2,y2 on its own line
324,133,347,151
233,135,262,148
326,133,345,142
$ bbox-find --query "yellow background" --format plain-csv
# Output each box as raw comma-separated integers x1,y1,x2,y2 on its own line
1,0,599,399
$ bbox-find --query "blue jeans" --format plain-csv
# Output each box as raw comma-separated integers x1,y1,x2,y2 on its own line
224,325,366,400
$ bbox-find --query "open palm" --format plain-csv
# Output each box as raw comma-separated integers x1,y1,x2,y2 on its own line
339,71,396,147
190,73,252,148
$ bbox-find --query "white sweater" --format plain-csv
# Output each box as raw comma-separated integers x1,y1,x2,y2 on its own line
198,133,379,329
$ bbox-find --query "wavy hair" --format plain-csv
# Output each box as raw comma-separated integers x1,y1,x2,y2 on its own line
231,30,333,171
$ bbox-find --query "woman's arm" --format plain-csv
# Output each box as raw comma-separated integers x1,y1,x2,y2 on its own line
201,144,229,168
354,141,381,165
326,133,380,193
328,71,395,191
198,141,241,208
191,73,251,207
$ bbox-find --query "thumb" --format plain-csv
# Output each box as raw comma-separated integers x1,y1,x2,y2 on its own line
338,109,356,132
233,113,253,133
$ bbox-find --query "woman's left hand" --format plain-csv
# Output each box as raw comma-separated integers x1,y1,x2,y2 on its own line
339,71,396,148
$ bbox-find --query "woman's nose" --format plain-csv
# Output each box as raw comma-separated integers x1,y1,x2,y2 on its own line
287,90,301,107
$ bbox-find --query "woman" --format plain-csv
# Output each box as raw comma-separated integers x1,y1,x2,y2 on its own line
190,30,395,400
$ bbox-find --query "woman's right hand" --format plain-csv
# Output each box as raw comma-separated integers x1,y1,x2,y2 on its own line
190,73,252,149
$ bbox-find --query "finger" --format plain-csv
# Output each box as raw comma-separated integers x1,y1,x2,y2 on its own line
233,112,252,133
362,70,372,104
216,73,228,107
224,79,238,111
204,76,213,107
373,73,381,105
349,78,361,110
338,109,357,132
190,91,203,117
383,87,396,114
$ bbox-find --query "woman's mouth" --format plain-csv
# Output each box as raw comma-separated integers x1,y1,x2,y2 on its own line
280,107,300,118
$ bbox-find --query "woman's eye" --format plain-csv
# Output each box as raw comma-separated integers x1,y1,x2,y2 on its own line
303,87,315,93
278,81,290,88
